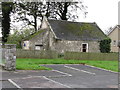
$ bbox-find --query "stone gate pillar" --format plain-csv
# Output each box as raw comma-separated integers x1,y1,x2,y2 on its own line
4,44,16,71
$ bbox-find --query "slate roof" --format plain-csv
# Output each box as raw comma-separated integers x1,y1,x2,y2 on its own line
48,19,107,41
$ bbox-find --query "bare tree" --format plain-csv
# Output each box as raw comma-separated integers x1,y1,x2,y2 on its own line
13,2,45,32
12,1,87,32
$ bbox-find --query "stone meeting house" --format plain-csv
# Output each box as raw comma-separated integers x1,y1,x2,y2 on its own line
22,16,108,53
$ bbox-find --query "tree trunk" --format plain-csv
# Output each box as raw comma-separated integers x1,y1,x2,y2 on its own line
46,2,50,18
33,3,37,32
2,2,13,43
34,16,37,32
61,2,68,20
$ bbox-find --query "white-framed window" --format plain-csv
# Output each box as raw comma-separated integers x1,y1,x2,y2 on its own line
81,43,88,52
35,45,43,50
113,40,116,46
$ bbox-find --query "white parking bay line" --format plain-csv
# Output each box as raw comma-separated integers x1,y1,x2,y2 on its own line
8,79,21,89
52,70,72,76
43,76,71,88
64,65,96,75
85,64,118,74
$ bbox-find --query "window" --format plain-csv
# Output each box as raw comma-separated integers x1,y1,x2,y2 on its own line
35,45,43,50
23,41,29,50
81,43,88,52
113,40,116,46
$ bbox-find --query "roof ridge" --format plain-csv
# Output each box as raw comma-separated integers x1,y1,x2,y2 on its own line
48,19,96,24
108,25,119,36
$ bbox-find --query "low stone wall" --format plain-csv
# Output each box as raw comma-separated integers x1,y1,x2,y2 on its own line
1,44,16,71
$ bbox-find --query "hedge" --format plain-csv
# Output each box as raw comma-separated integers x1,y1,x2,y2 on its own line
16,49,118,61
64,52,118,61
16,49,58,59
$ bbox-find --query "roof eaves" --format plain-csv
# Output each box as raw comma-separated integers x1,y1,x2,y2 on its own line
95,23,107,37
23,29,45,41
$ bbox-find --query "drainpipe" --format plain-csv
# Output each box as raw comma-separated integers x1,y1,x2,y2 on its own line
118,41,120,89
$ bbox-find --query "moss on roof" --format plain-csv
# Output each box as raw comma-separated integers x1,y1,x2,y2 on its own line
48,19,108,41
23,19,108,41
23,29,45,40
66,23,96,36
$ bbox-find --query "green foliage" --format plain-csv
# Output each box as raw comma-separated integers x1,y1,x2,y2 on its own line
99,38,111,53
58,53,64,58
6,34,22,48
6,29,34,48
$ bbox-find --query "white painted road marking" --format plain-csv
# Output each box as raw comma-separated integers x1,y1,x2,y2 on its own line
43,76,71,88
8,79,21,89
85,64,118,74
64,65,96,75
52,70,72,76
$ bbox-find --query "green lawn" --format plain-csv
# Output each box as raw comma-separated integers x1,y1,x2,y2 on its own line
16,58,118,72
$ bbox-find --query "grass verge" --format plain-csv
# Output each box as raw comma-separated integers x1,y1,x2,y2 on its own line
16,59,52,70
16,58,118,72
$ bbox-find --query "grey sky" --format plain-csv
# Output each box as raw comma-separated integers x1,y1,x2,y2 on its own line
77,0,119,33
0,0,119,37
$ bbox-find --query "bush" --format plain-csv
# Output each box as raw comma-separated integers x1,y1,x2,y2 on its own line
99,38,111,53
58,53,64,58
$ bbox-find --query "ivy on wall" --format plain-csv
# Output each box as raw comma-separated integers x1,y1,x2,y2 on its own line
99,38,111,53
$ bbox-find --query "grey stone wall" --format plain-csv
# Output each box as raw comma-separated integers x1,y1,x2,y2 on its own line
48,29,100,53
28,30,49,50
50,39,100,53
49,31,100,53
3,44,16,71
27,28,100,53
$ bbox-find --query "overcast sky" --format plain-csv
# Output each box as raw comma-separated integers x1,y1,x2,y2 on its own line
77,0,119,33
0,0,119,37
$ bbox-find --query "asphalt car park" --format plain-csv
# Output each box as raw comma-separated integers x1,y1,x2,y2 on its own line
1,64,118,89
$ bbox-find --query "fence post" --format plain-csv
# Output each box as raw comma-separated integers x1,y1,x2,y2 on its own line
4,44,16,71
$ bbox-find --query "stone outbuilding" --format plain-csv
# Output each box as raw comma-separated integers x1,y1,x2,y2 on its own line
22,17,108,53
